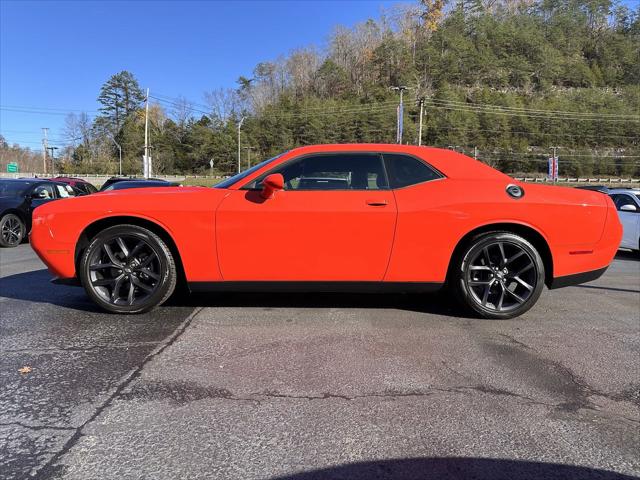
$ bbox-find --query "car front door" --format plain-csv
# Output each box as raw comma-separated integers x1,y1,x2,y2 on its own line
216,152,397,281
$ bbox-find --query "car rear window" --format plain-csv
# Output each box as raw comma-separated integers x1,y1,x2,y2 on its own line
382,153,443,189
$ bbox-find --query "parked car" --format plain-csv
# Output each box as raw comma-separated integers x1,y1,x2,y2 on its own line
607,188,640,252
52,177,98,195
31,144,622,318
99,177,175,191
575,185,609,193
0,179,77,247
101,180,180,191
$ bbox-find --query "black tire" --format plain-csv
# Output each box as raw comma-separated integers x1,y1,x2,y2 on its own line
0,213,26,248
79,224,177,314
451,232,545,319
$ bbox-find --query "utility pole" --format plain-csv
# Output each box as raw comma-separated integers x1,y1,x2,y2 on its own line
237,116,245,174
47,146,58,175
390,86,409,144
417,98,424,146
108,134,122,176
144,88,151,178
244,146,255,169
41,128,49,174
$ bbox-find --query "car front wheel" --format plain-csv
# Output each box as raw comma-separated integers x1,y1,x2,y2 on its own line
0,213,26,248
79,224,177,314
452,232,545,319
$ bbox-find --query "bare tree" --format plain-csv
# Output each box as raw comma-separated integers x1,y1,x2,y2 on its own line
204,88,242,122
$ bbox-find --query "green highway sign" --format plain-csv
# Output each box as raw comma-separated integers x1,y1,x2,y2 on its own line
7,162,18,173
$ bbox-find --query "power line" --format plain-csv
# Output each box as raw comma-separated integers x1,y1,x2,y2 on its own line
421,100,640,122
421,97,640,119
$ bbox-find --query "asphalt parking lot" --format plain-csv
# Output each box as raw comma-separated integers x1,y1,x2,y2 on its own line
1,244,639,480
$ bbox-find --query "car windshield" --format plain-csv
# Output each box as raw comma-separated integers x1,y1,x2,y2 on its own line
214,154,283,189
635,194,640,202
0,181,32,197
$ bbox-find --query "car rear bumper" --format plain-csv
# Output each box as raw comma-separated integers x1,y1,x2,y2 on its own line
548,266,608,289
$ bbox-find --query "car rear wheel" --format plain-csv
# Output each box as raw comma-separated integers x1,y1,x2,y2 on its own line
79,225,177,314
452,232,545,319
0,213,25,248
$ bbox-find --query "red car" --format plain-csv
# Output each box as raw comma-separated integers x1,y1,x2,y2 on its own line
51,177,98,195
30,144,622,318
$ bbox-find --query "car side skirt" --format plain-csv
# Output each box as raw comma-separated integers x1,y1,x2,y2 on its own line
548,266,608,290
188,281,444,294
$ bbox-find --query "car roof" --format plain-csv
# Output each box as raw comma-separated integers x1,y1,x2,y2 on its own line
53,176,89,182
273,144,511,181
608,188,640,195
1,178,46,184
110,180,171,187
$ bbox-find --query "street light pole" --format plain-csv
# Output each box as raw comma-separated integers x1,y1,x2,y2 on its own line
237,116,245,174
144,88,151,178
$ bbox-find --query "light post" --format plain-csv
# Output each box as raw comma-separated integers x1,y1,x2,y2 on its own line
237,116,245,174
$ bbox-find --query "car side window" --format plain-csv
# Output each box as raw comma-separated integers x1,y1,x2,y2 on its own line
247,153,388,191
55,184,75,198
32,184,54,199
383,153,442,189
610,194,636,211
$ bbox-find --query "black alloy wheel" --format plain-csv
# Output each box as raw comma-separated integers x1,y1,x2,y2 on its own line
0,214,25,248
453,232,545,319
79,225,177,313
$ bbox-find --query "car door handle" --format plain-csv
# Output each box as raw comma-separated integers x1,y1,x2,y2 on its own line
366,200,388,207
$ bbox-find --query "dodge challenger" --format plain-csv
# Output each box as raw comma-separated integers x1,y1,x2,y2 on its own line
30,144,622,319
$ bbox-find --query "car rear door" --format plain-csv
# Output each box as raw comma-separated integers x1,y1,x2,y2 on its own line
216,152,397,281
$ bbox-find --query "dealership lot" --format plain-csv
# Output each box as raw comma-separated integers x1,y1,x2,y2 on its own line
0,244,638,479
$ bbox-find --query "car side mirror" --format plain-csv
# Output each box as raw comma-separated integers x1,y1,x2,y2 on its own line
620,204,638,212
32,191,47,199
261,173,284,199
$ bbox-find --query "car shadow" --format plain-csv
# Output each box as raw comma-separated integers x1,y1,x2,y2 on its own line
169,289,466,316
0,269,469,317
269,457,637,480
0,268,101,313
615,250,639,261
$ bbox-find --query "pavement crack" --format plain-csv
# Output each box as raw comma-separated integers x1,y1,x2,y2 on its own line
498,333,532,350
2,341,164,354
30,306,204,480
0,421,75,432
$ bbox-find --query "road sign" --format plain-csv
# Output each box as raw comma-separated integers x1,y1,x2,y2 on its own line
7,162,18,173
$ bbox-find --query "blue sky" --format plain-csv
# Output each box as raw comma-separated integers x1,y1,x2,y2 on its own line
2,0,638,150
0,0,401,149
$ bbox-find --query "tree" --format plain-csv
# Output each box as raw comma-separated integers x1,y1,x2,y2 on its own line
97,71,145,133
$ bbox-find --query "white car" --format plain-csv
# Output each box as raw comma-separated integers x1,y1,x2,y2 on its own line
608,188,640,252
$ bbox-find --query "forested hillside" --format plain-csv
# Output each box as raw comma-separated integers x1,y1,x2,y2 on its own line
53,0,640,176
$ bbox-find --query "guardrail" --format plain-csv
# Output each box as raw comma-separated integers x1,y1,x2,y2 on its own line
0,173,231,184
1,172,638,186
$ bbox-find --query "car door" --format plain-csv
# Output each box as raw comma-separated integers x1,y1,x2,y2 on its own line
610,194,639,249
216,152,397,281
29,183,57,213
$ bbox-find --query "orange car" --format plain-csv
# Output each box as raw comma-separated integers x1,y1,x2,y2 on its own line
30,144,622,319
